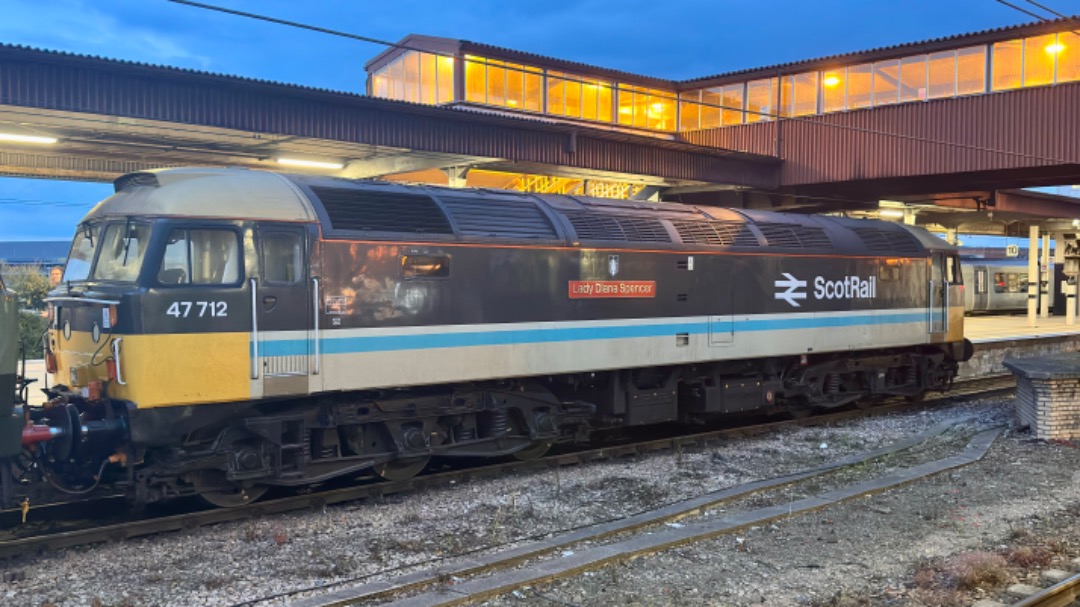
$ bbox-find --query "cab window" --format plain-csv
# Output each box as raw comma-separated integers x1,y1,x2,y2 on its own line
92,223,151,282
158,229,241,285
994,272,1007,293
260,232,303,284
63,223,100,282
946,255,962,285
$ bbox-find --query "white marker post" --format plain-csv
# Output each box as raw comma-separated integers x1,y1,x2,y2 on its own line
1041,234,1051,319
1028,226,1039,328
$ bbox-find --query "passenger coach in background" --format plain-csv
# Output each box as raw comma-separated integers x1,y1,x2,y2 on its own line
961,256,1052,314
3,168,972,508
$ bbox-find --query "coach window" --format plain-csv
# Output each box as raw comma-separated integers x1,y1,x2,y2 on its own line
1008,273,1020,293
261,232,303,284
402,254,450,278
994,272,1007,293
158,229,241,286
878,264,901,282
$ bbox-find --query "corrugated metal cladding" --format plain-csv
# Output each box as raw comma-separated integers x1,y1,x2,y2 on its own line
682,83,1080,187
0,46,778,188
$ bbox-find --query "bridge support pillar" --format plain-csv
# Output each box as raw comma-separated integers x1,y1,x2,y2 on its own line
1029,226,1039,328
443,166,471,188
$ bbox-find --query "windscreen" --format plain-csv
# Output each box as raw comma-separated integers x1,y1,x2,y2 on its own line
62,223,101,282
92,223,151,282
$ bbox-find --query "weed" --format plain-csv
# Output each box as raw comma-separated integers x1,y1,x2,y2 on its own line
947,551,1008,590
1005,545,1054,568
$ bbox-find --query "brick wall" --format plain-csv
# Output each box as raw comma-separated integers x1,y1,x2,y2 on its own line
1014,376,1080,440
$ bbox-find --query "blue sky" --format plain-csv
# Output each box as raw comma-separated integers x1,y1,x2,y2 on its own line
0,0,1047,240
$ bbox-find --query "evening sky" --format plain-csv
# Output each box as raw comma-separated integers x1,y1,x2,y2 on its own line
0,0,1047,240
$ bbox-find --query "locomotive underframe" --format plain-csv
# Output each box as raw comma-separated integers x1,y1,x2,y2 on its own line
4,341,960,508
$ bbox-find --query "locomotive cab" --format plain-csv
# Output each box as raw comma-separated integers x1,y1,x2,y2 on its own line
20,169,321,502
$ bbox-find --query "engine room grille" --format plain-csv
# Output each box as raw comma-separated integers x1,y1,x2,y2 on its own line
564,212,671,243
755,223,832,249
437,195,558,239
851,227,924,254
671,220,759,247
312,187,453,234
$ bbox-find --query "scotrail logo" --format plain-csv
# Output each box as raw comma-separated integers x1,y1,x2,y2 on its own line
774,273,808,307
774,272,878,307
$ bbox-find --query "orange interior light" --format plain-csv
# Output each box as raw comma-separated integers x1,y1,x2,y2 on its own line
823,74,841,87
1046,42,1065,55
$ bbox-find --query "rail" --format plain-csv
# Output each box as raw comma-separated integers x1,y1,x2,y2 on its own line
1010,574,1080,607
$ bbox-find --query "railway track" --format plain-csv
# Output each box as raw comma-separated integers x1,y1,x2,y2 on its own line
0,374,1014,561
1008,571,1080,607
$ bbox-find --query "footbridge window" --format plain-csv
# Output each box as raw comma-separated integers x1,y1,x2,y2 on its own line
371,50,454,105
993,31,1080,91
367,26,1080,134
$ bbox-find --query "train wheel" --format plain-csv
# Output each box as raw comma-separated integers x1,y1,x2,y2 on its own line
192,470,268,508
374,456,430,481
512,440,553,461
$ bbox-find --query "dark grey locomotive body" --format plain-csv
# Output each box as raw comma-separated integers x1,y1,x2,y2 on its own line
13,168,970,507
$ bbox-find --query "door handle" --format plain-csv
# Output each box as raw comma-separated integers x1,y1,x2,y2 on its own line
262,295,278,311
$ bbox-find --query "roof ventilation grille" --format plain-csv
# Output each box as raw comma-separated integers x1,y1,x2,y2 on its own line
671,220,759,247
756,222,832,249
438,195,558,239
565,212,671,243
852,227,924,254
312,187,453,234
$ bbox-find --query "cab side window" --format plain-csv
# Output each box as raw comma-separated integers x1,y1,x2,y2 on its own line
946,255,962,285
158,229,241,285
261,232,303,284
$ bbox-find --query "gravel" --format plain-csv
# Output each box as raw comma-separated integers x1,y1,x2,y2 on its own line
4,395,1071,607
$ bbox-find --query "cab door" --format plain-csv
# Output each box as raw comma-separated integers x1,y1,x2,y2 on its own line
972,266,989,311
254,224,310,396
928,253,948,340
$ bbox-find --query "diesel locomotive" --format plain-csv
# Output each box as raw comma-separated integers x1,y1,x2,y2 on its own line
3,167,972,508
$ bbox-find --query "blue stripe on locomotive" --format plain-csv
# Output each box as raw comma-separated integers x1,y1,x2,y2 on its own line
256,311,927,357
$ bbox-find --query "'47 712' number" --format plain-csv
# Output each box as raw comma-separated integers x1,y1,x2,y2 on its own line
166,301,228,318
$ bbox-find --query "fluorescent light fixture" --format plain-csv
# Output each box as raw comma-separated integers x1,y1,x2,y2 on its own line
0,132,58,145
275,157,344,170
878,209,905,218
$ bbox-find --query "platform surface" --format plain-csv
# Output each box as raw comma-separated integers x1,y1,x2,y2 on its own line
1003,351,1080,379
965,314,1080,344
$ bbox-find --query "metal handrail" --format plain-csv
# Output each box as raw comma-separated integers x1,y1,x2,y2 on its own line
110,338,126,386
312,277,320,376
250,279,259,380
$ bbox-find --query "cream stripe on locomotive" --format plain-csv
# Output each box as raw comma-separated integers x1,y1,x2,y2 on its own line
252,308,935,395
